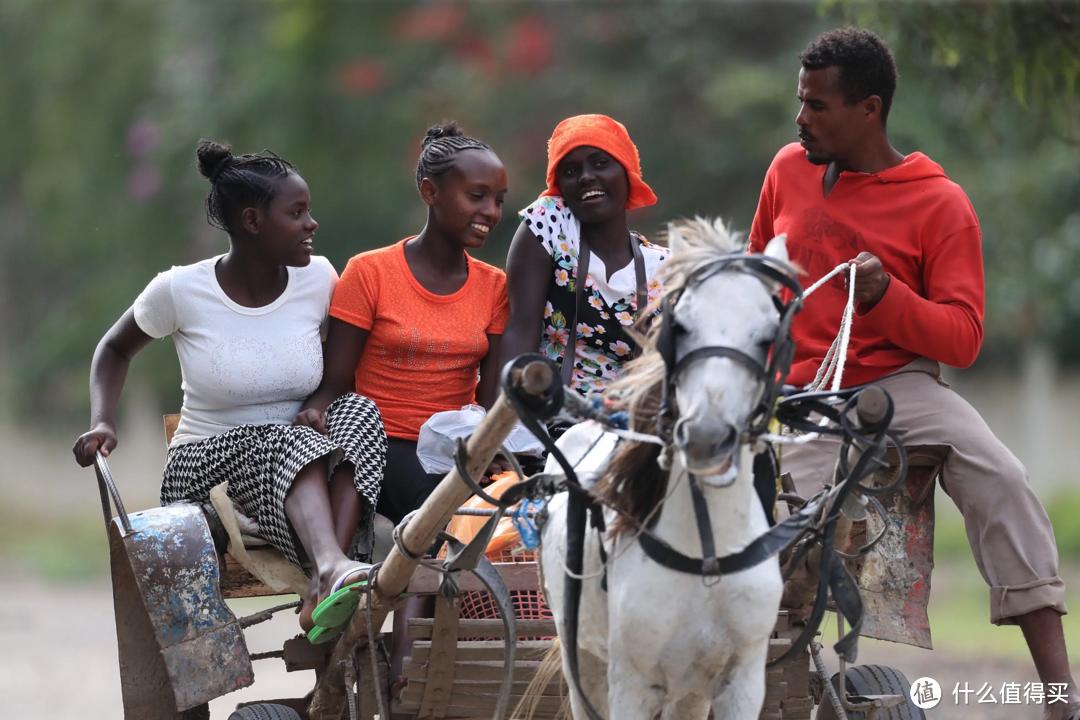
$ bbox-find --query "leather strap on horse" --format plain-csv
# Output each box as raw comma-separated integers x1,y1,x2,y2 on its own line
637,491,822,577
561,234,648,387
638,386,901,669
563,487,606,720
687,473,720,576
499,356,608,720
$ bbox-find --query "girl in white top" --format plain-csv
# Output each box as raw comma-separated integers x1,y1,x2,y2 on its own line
73,140,386,636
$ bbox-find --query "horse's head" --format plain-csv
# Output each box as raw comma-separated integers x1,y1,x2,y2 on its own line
660,220,795,486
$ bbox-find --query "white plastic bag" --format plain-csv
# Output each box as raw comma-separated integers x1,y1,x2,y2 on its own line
416,405,545,474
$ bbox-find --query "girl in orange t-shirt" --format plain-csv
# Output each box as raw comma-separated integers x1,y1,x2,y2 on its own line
299,122,509,524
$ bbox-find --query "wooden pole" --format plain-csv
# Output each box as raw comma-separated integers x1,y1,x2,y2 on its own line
308,360,553,719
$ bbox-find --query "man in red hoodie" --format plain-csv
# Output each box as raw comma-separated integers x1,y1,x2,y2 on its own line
751,28,1077,716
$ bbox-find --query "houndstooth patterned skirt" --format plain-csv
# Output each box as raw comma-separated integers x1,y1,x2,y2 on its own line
160,393,387,570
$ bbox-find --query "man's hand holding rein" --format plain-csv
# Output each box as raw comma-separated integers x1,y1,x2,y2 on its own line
847,251,891,309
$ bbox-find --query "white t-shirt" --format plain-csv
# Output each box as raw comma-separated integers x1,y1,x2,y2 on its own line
134,255,338,447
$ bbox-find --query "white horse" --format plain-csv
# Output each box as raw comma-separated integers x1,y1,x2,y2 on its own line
539,219,793,720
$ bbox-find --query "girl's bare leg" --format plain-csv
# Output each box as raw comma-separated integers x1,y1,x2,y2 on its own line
285,458,369,630
328,462,362,553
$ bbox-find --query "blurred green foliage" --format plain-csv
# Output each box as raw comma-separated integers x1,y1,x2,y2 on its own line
835,0,1080,361
836,1,1080,127
0,505,109,580
0,1,1077,422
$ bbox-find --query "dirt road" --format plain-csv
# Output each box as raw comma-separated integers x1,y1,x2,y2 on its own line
1,572,315,719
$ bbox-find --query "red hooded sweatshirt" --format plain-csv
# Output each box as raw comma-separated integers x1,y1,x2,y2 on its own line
750,143,984,388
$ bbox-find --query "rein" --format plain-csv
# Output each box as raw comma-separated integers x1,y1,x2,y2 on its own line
641,253,804,582
497,253,904,719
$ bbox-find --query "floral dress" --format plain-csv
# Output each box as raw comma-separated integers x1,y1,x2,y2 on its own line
520,196,669,394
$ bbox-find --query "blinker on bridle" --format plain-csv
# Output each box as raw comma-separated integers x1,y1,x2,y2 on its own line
655,253,804,442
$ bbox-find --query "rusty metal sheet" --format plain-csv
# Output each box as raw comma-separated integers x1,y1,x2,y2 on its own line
846,446,948,649
113,504,252,716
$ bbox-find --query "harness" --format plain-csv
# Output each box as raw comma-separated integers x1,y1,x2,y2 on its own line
645,253,805,582
497,253,906,720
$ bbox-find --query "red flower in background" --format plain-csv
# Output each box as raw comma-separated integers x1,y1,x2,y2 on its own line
507,16,552,74
395,4,466,42
128,163,161,202
126,119,159,159
583,11,626,44
340,58,387,96
455,37,496,76
513,125,551,166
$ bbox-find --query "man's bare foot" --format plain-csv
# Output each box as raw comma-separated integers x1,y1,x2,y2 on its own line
299,561,372,632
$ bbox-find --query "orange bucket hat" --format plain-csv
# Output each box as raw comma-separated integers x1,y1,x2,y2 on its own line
540,114,657,211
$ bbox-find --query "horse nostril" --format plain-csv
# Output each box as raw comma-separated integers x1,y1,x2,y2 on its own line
673,418,691,449
713,425,738,453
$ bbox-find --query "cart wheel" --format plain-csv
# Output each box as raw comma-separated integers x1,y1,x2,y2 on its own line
816,664,926,720
227,704,302,720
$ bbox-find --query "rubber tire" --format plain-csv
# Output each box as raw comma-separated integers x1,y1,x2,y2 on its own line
815,664,926,720
227,704,302,720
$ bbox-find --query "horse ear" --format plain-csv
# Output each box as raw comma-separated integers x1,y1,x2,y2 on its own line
666,222,687,253
762,233,788,264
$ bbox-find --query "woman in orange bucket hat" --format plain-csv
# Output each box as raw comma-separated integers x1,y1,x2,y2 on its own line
502,114,669,394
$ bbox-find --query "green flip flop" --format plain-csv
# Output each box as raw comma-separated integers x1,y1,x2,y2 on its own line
309,566,371,631
306,621,347,645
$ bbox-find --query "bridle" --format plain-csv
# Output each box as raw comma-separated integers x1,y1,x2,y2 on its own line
654,253,805,443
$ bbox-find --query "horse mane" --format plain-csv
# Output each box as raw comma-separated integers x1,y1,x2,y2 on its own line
596,217,747,536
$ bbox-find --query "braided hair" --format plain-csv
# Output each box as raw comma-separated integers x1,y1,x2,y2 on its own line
196,139,297,233
414,121,492,190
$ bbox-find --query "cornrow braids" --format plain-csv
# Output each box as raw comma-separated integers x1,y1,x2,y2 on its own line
196,139,297,233
414,121,492,189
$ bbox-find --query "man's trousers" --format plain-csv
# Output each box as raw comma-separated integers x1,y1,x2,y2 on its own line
780,358,1066,625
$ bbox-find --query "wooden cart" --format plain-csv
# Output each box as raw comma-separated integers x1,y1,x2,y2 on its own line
98,359,945,720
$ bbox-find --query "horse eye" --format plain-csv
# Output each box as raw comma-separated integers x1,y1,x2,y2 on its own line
672,322,688,336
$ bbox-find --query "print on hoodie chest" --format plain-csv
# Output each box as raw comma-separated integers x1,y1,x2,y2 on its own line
785,208,865,300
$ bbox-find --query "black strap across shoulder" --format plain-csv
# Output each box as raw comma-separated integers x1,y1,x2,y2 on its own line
561,234,649,388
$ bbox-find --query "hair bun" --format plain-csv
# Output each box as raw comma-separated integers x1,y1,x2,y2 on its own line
196,139,234,182
421,121,464,148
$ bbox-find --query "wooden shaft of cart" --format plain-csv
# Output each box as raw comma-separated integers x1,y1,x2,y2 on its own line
308,359,554,719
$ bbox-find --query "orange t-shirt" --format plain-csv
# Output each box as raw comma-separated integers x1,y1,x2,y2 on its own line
329,239,510,440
